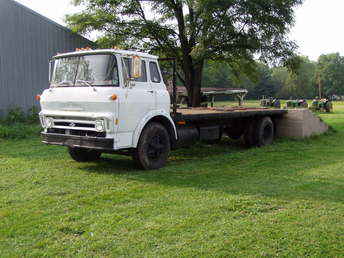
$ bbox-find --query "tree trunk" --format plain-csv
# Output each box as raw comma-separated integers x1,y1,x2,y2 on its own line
183,58,204,107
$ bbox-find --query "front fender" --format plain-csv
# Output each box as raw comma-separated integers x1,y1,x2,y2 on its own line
132,110,177,148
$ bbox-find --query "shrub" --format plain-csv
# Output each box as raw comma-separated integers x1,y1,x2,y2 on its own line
27,106,40,124
0,123,41,139
1,106,40,124
5,107,26,123
0,106,41,139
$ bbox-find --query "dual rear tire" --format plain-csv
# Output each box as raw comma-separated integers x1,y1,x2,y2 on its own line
244,116,274,147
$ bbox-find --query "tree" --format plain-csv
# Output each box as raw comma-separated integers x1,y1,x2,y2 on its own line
317,53,344,97
271,66,289,98
291,57,317,98
250,63,277,99
203,62,281,100
67,0,303,106
202,61,235,88
271,56,316,99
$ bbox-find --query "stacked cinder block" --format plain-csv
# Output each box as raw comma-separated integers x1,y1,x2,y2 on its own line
276,109,329,138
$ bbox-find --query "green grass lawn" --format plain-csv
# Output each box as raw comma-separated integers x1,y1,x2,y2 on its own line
1,104,344,257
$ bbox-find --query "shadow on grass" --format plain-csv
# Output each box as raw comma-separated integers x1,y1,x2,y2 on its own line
2,132,343,203
77,138,244,174
81,132,344,203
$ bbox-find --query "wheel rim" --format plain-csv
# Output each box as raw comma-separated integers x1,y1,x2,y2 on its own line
147,132,167,160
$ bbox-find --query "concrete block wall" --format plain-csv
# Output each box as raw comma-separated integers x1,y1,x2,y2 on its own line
276,109,329,138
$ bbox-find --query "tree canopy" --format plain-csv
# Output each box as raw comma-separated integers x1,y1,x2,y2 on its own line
201,53,344,100
317,53,344,96
67,0,303,106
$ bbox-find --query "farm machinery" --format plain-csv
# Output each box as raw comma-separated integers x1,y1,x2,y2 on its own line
311,98,333,113
285,99,309,108
260,97,281,108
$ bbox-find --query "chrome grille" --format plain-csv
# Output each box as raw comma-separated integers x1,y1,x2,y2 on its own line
50,117,97,131
46,116,107,138
47,128,106,138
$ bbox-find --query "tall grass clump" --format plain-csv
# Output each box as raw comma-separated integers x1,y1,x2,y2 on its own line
0,106,41,139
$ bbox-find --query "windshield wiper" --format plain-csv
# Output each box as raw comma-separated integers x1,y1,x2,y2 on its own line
75,80,97,91
55,81,73,87
75,79,92,86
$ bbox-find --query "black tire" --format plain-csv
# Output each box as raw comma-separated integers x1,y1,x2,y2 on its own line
133,122,171,170
68,147,101,162
244,117,274,147
255,117,274,147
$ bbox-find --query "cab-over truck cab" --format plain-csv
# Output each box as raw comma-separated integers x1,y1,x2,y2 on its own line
40,49,177,169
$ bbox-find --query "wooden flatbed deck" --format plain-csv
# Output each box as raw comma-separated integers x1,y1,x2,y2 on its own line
172,107,287,122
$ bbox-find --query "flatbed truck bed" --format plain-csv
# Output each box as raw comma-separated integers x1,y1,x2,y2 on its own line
172,107,287,123
168,106,287,151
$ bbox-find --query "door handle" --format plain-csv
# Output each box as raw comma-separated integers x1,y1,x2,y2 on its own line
147,90,155,94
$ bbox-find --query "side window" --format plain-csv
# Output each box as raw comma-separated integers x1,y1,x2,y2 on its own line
149,62,161,83
112,61,120,86
122,58,130,81
136,60,147,82
122,58,147,82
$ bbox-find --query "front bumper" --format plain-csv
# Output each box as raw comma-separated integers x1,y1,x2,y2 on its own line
42,133,114,151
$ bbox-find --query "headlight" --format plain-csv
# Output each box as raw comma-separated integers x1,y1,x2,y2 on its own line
45,117,54,128
95,120,105,132
39,116,45,127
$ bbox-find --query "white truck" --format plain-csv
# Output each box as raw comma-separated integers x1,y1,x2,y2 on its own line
39,49,286,170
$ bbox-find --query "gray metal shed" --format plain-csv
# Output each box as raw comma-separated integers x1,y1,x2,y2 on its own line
0,0,93,115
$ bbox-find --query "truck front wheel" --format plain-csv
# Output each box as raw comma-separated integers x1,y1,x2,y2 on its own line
68,147,101,162
133,122,171,170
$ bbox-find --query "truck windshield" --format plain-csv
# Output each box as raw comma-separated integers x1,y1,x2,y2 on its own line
50,54,119,87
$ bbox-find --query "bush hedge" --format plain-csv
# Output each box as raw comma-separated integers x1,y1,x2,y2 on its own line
0,106,41,139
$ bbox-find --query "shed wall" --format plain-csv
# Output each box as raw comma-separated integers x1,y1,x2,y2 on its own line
0,0,93,115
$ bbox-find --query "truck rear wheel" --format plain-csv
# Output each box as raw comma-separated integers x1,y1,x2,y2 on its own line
133,122,171,170
256,117,274,146
68,147,101,162
244,117,274,147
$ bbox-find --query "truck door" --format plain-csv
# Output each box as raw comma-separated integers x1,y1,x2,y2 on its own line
116,58,155,148
148,60,170,112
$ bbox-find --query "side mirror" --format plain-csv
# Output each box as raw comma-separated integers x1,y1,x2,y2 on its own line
131,55,142,79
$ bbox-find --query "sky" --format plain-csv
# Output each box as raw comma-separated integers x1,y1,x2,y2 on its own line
14,0,344,61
